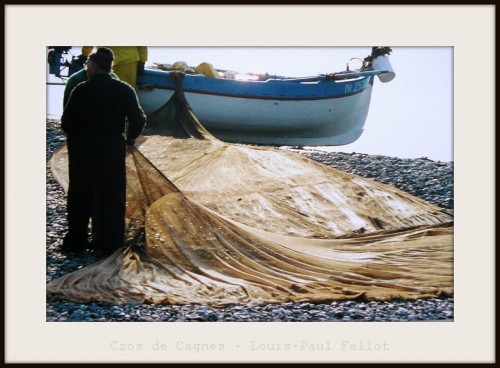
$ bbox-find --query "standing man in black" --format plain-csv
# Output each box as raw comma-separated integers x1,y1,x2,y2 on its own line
61,47,146,254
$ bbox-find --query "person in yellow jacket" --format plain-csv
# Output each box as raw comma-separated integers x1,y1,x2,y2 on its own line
81,46,147,88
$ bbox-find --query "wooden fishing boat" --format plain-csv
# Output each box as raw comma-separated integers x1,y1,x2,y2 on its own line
136,57,395,146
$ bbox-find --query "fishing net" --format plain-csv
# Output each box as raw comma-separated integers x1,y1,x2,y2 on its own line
47,73,453,306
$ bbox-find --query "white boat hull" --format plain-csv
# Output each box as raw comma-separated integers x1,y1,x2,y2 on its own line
137,84,373,146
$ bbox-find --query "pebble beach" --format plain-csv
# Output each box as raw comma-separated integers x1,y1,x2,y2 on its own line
46,119,454,322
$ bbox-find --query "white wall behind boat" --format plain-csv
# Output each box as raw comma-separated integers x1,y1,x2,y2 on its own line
47,46,453,162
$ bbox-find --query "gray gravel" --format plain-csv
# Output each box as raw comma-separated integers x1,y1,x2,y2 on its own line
46,119,454,322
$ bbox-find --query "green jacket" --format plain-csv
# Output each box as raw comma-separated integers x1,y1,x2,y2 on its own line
64,69,119,108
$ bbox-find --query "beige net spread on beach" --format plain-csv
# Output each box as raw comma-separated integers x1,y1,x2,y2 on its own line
46,74,453,306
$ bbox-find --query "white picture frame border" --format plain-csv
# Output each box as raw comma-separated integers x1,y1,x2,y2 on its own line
5,4,495,364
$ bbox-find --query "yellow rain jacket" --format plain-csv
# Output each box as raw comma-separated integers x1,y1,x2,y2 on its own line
82,46,147,65
82,46,148,87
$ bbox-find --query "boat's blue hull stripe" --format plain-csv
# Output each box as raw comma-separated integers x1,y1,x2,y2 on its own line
139,83,373,101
